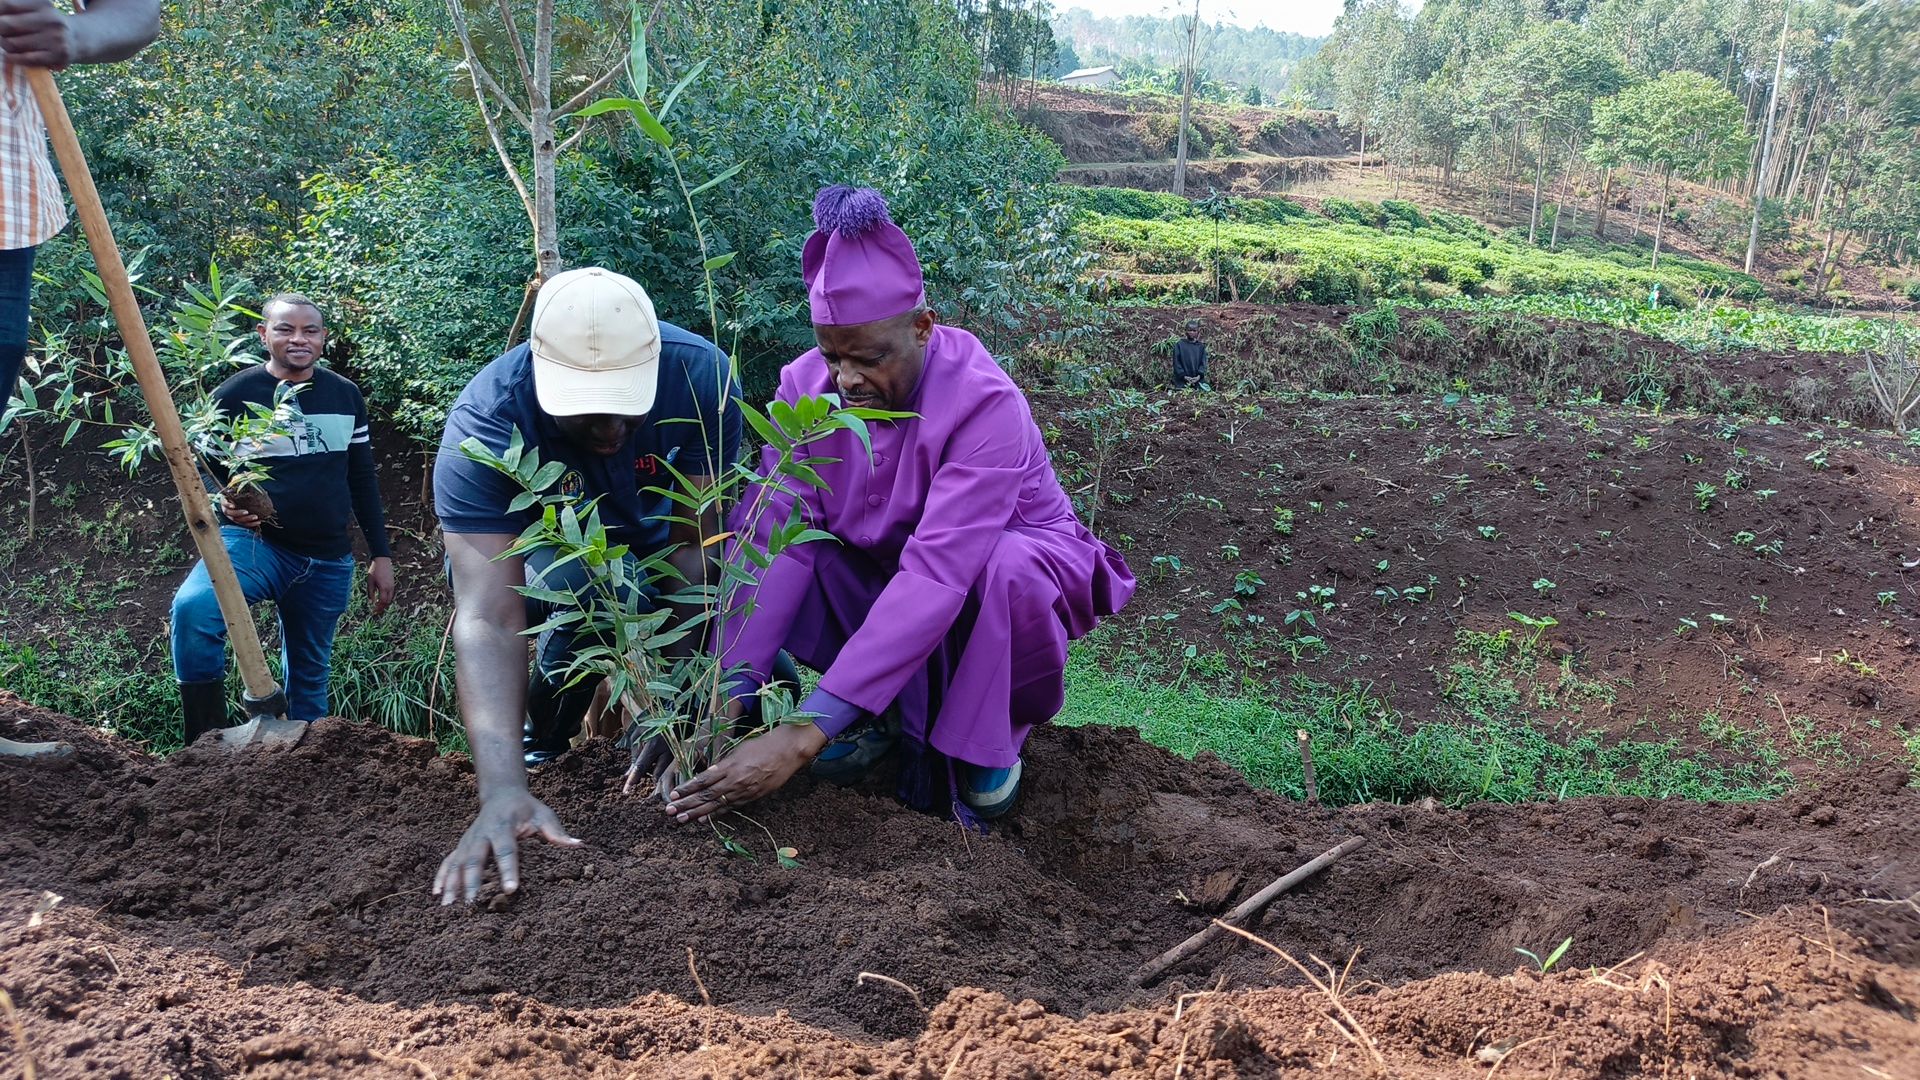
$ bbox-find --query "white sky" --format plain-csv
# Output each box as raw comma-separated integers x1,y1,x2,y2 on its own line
1060,0,1352,36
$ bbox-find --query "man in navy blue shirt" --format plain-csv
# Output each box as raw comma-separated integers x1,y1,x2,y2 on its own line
431,267,740,905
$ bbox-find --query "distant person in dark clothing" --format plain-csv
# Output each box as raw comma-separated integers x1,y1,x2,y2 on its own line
1172,319,1208,389
169,295,395,744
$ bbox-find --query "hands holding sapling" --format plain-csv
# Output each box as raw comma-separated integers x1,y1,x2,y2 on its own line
664,719,828,823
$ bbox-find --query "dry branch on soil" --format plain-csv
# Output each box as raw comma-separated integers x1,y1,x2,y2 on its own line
1212,921,1388,1072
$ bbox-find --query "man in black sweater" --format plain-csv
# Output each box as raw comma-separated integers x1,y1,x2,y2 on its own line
168,294,395,743
1173,319,1208,389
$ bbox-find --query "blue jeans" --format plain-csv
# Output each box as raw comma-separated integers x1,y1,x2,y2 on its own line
171,527,356,722
0,246,33,414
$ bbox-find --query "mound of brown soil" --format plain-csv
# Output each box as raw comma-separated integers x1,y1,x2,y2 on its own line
3,697,1918,1077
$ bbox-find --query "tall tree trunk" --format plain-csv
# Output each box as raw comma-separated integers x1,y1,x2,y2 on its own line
1505,123,1522,215
1812,151,1834,222
1651,166,1672,270
1594,166,1614,239
1745,2,1789,274
531,0,560,282
1549,138,1574,249
1629,168,1645,241
1528,129,1547,244
1785,103,1815,211
1173,0,1198,197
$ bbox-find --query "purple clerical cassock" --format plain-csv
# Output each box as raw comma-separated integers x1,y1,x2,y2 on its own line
717,187,1135,822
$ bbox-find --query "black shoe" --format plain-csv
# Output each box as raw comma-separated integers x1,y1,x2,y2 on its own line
179,680,229,746
523,675,598,768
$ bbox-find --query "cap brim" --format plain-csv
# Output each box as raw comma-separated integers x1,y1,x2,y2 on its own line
532,350,659,417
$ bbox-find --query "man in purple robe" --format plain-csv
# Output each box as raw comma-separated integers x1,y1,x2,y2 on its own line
662,187,1134,826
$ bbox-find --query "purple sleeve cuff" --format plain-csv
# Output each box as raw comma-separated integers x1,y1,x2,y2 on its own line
799,687,866,739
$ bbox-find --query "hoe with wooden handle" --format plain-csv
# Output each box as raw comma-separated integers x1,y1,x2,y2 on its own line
25,68,303,750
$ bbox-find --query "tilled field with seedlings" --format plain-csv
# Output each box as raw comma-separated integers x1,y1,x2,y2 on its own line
1035,390,1920,782
1047,302,1878,422
3,698,1917,1078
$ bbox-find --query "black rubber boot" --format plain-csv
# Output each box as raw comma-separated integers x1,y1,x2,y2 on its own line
179,680,229,746
523,675,599,768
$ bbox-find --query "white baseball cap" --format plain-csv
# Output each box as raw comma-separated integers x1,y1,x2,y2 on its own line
529,267,661,417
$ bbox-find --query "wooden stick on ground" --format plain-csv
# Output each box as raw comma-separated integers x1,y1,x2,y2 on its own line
26,69,295,742
1132,835,1366,986
1296,729,1320,806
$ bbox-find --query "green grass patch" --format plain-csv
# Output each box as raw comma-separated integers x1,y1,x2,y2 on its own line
0,591,465,755
1059,630,1793,805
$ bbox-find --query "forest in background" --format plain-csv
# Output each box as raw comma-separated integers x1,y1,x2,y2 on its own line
1050,6,1324,102
1297,0,1920,292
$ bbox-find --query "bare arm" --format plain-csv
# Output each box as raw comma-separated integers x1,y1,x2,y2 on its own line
432,530,579,904
0,0,160,69
447,531,530,797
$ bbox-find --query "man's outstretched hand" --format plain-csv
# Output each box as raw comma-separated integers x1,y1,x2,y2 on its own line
433,789,581,905
663,722,826,824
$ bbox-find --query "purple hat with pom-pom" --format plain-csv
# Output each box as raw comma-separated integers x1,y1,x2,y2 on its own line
802,186,925,326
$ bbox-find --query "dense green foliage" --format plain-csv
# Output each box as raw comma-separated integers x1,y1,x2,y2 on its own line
1409,294,1893,354
17,0,1086,441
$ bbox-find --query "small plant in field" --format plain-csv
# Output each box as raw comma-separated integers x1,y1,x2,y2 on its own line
1752,594,1769,613
1631,434,1651,450
1374,559,1390,572
1302,583,1337,612
1833,649,1878,677
1532,578,1556,598
1676,617,1699,635
1732,530,1756,545
1753,538,1783,557
1271,507,1295,535
1477,524,1498,540
1805,446,1829,469
1693,482,1718,511
1218,542,1240,560
1707,612,1731,628
1754,488,1778,501
1233,570,1265,598
1877,590,1898,609
1723,468,1746,490
1515,936,1573,973
1150,554,1187,578
1277,632,1328,661
1507,611,1558,647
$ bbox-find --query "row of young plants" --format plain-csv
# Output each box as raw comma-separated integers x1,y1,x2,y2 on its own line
1073,198,1765,307
1405,294,1896,355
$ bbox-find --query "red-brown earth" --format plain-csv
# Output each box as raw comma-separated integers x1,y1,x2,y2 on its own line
3,696,1918,1078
